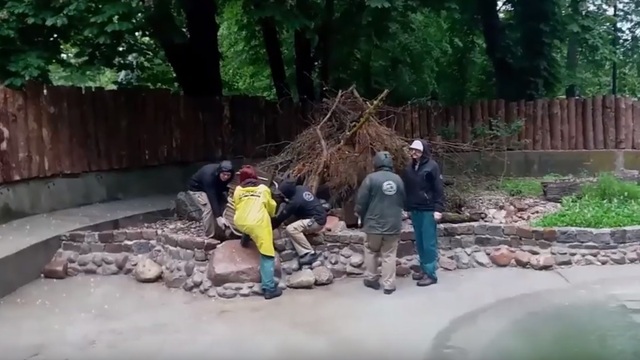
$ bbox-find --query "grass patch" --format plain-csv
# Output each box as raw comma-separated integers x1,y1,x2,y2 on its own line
534,174,640,228
497,178,543,197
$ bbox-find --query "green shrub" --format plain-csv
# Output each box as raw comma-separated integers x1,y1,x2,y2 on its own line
534,174,640,228
498,178,542,197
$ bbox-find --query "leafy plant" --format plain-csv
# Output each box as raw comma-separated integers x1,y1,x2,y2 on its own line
499,178,543,197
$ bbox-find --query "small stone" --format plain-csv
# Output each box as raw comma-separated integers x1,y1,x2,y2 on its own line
183,279,195,292
97,264,120,276
529,255,555,270
572,254,585,266
489,247,515,267
184,261,196,276
66,263,82,276
438,257,457,271
163,271,188,288
115,254,129,270
521,245,540,255
328,254,339,265
453,250,471,269
311,261,323,269
597,255,610,265
280,250,297,262
346,265,364,276
349,253,364,267
102,255,115,265
217,287,238,299
584,255,600,265
312,266,334,286
329,264,347,278
282,259,300,275
514,251,531,267
83,262,98,274
91,254,103,267
67,252,79,263
554,254,572,266
286,269,316,288
194,249,207,262
396,264,412,276
201,279,213,291
42,259,68,279
238,288,252,297
339,248,353,258
625,251,639,263
206,288,218,298
472,252,492,268
609,252,627,265
134,258,163,282
192,272,204,286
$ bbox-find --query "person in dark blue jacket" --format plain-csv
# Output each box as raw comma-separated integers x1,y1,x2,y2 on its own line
401,139,445,287
187,161,234,238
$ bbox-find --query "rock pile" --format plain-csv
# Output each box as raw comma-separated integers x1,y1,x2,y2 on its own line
465,194,560,224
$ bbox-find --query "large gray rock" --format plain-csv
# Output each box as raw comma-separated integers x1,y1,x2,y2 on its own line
175,191,203,221
134,258,163,282
286,269,316,289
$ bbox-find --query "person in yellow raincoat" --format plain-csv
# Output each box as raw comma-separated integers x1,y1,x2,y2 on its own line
233,165,282,300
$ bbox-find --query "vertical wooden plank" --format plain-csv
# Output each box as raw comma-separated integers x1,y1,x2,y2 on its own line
168,93,181,162
93,88,110,170
117,89,133,168
52,87,74,173
414,105,423,139
575,98,584,150
516,100,526,142
567,97,576,149
25,83,44,178
625,97,633,149
524,101,533,150
455,105,464,143
7,88,30,179
462,105,471,144
559,98,568,150
403,105,413,138
583,97,594,150
592,96,604,149
540,100,550,150
81,88,99,171
634,101,640,149
533,100,543,150
614,96,626,149
0,87,15,182
480,100,489,128
550,99,561,150
39,85,57,176
68,87,89,172
603,95,615,149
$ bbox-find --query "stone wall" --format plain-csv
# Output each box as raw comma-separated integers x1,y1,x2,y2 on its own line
44,221,640,299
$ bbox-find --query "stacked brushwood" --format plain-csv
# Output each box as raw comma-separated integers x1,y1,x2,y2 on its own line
259,86,408,200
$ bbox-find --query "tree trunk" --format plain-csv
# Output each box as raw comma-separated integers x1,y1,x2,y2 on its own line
259,17,291,102
294,29,316,104
477,0,521,101
147,0,223,100
315,0,334,99
565,0,583,97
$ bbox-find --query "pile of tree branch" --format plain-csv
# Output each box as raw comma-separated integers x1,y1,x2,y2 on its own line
259,87,408,199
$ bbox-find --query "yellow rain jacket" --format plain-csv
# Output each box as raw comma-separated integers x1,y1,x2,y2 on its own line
233,183,278,257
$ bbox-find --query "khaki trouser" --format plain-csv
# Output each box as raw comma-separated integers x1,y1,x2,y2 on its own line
189,191,217,238
285,219,323,256
364,234,400,290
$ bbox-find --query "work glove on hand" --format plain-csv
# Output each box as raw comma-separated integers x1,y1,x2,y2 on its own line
433,212,442,222
216,216,228,229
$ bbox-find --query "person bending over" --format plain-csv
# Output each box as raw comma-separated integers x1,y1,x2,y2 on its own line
401,139,445,287
233,166,282,300
356,151,405,295
271,181,327,266
187,160,234,238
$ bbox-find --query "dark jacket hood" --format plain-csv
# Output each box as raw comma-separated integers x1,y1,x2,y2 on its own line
214,160,235,184
279,180,297,199
373,151,394,171
412,139,432,166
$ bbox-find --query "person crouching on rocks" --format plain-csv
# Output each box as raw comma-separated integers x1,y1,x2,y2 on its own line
187,160,235,238
401,139,445,287
355,151,406,295
233,165,282,300
271,180,327,266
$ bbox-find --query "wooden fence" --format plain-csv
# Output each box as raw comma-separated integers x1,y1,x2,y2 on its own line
0,84,639,185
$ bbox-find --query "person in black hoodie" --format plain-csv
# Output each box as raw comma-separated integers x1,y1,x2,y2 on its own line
401,139,445,287
271,180,327,266
187,160,235,238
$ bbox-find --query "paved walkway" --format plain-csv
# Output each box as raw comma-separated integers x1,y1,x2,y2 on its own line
0,195,173,258
1,265,639,360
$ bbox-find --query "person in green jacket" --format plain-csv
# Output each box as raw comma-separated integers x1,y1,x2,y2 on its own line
355,151,406,295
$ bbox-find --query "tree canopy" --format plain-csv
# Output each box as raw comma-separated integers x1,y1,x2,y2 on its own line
1,0,639,105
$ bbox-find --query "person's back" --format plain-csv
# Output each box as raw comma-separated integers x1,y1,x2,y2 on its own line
234,182,276,229
357,152,405,235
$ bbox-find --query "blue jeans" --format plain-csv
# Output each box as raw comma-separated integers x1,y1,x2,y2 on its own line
259,254,277,292
410,211,438,281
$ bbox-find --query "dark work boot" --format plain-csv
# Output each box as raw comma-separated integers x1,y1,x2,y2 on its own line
240,234,251,248
299,252,320,266
383,288,396,295
264,287,283,300
416,277,437,287
363,279,381,291
412,272,425,281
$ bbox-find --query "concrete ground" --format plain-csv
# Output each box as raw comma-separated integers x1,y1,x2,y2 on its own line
1,265,639,360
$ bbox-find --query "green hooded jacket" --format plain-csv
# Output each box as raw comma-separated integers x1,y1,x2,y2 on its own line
355,151,406,234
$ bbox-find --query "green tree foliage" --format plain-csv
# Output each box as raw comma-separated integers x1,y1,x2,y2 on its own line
1,0,640,105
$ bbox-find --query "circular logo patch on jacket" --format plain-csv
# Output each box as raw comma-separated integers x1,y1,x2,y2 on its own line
303,191,315,201
382,181,397,195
